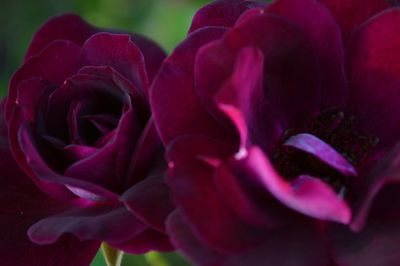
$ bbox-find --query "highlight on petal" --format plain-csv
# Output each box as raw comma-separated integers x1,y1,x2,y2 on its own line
240,147,351,224
284,133,357,177
216,46,282,153
195,11,320,131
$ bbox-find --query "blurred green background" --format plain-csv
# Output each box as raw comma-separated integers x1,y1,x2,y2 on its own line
0,0,209,265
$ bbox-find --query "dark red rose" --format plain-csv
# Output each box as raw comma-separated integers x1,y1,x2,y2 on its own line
1,14,174,265
151,0,400,265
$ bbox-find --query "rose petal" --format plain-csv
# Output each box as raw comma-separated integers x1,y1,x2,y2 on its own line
284,133,357,177
77,66,149,120
125,119,162,186
267,0,348,109
167,136,266,253
214,161,291,228
25,14,97,59
319,0,390,42
166,210,224,266
130,33,166,83
80,33,149,97
150,26,234,145
350,143,400,231
65,108,142,193
189,0,265,33
18,123,119,201
195,12,321,130
46,73,130,143
216,46,282,153
28,203,147,245
122,177,174,233
6,40,81,122
9,80,73,199
224,220,332,266
0,147,100,266
240,147,351,224
347,9,400,149
329,185,400,266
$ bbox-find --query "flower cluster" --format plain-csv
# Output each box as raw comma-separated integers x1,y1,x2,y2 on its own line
2,0,400,265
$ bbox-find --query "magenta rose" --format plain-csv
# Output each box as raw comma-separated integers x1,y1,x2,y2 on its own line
151,0,400,265
1,14,174,265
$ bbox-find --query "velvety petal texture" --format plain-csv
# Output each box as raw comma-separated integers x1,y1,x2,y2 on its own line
0,132,100,265
3,13,173,265
150,0,400,265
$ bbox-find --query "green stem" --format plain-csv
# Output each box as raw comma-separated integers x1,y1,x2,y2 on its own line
145,252,169,266
101,242,124,266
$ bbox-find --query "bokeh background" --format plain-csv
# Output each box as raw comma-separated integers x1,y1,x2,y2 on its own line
0,0,209,265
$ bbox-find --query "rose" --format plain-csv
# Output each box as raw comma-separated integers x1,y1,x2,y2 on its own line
151,0,400,265
1,14,174,265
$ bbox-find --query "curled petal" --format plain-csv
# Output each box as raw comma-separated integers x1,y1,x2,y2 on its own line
240,147,351,224
25,13,97,59
28,204,146,245
80,33,149,97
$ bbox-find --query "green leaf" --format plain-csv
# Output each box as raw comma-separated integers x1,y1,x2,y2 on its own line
101,243,124,266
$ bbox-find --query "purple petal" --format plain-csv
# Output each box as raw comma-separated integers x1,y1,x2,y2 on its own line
166,136,266,253
224,220,332,266
18,123,119,201
130,33,166,83
240,147,351,223
150,26,235,145
46,73,130,144
65,108,142,193
195,11,321,131
167,210,224,266
284,133,357,177
80,33,149,97
320,0,390,43
216,46,283,153
6,40,81,123
25,14,97,59
267,0,348,109
0,147,100,265
328,185,400,266
9,80,73,199
350,143,400,232
214,161,292,228
77,66,149,120
189,0,265,33
28,203,146,245
125,119,162,186
347,9,400,149
122,177,174,233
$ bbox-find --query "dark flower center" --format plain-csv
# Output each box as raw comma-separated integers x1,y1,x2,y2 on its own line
272,108,379,196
